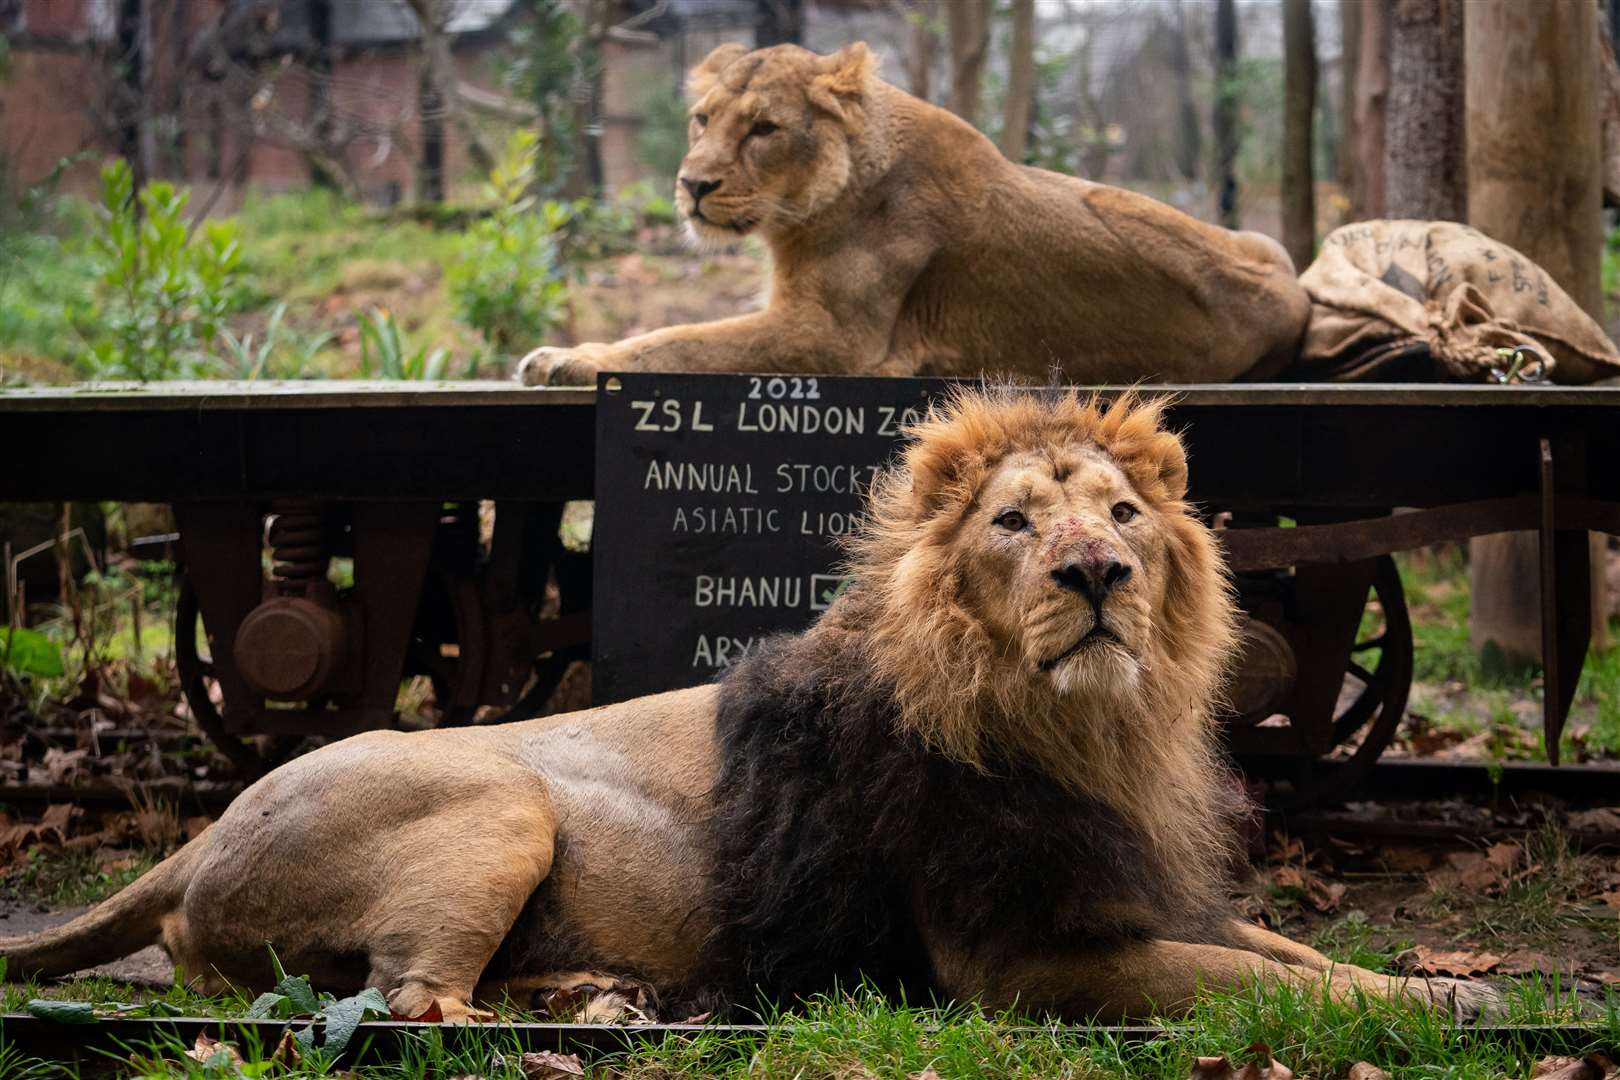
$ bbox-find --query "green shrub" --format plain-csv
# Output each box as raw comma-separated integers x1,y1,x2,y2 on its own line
76,160,247,381
357,308,452,380
449,131,571,355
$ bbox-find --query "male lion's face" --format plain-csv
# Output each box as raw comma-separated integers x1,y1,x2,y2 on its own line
954,446,1172,697
675,43,871,244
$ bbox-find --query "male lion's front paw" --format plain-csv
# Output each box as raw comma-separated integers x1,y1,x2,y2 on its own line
1427,977,1505,1023
515,346,606,387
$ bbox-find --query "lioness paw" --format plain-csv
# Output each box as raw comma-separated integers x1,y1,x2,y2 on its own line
515,346,605,387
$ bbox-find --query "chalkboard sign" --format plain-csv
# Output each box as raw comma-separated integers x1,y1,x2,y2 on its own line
592,372,946,703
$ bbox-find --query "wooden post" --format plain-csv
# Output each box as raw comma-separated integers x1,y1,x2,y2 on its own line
999,0,1035,162
946,0,991,127
1353,0,1389,218
1466,0,1608,669
1282,0,1317,269
1385,0,1465,220
1213,0,1240,228
1339,0,1360,211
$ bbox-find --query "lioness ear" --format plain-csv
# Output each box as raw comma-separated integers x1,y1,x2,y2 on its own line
687,43,748,100
808,42,875,128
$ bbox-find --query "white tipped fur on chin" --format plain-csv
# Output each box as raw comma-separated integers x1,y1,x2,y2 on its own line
1047,646,1143,697
682,216,752,254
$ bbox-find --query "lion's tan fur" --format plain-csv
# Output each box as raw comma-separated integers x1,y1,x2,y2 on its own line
840,389,1240,901
521,43,1309,387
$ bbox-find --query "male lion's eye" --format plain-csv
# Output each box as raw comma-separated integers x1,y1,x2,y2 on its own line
994,510,1028,532
749,120,779,137
1112,502,1139,524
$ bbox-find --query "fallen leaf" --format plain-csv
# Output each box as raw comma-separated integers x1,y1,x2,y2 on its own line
909,1071,943,1080
1529,1055,1614,1080
1569,808,1620,832
1347,1065,1389,1080
1397,945,1503,977
1497,951,1563,977
39,803,76,838
1188,1043,1294,1080
1382,847,1437,873
41,747,89,784
518,1051,586,1079
186,1033,244,1066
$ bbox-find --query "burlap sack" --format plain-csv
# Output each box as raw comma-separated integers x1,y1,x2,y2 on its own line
1296,220,1620,384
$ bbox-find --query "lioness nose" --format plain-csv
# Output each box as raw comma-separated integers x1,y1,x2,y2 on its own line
1052,558,1132,601
681,177,721,203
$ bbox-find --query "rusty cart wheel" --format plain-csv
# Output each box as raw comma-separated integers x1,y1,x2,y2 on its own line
1310,554,1415,805
174,572,269,780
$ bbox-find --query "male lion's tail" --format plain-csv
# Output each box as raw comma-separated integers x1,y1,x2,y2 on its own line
0,836,203,980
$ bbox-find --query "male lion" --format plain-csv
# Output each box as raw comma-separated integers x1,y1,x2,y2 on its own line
0,391,1488,1022
520,43,1309,387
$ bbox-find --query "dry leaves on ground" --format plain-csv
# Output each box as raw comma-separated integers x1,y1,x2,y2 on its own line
1529,1055,1618,1080
1396,944,1505,978
1346,1066,1389,1080
1188,1043,1294,1080
498,1051,585,1079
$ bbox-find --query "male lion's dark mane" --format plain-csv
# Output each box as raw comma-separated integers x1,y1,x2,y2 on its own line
705,596,1234,1007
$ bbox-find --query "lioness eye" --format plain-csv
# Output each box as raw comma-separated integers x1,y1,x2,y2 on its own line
694,113,709,127
994,510,1027,532
1112,502,1138,524
749,120,779,137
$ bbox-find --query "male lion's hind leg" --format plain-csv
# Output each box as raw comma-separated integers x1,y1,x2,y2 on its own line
1077,940,1501,1022
358,799,557,1024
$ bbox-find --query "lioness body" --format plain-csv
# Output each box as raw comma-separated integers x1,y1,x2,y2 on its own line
525,44,1308,387
1,393,1489,1022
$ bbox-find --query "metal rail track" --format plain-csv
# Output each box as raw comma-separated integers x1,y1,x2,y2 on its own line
1,1016,1613,1070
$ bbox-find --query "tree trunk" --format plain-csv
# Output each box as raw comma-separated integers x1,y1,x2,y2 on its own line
1466,0,1608,667
999,0,1036,162
946,0,991,127
1282,0,1316,270
1172,0,1201,181
405,0,496,182
306,0,340,191
754,0,804,48
1213,0,1239,228
1339,0,1360,205
1384,0,1465,219
417,61,445,203
1353,0,1389,218
904,2,937,103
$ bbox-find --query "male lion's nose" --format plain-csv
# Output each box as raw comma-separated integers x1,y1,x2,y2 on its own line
1051,557,1132,602
681,177,721,204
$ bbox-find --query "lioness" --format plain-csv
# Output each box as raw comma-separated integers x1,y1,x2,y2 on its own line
0,391,1488,1021
521,43,1309,387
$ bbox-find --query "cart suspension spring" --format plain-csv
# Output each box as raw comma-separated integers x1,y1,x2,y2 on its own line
266,501,327,585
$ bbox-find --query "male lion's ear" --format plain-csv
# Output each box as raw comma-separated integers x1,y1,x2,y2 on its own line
808,42,875,128
1152,432,1190,503
687,42,748,100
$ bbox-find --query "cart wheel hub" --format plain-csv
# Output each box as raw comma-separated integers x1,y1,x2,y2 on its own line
234,598,345,700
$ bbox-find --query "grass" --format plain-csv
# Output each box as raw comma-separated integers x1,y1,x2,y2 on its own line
1311,912,1414,974
1391,546,1620,759
0,848,159,909
0,980,1613,1079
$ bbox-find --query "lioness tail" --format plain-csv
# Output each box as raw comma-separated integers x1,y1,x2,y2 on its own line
0,836,201,980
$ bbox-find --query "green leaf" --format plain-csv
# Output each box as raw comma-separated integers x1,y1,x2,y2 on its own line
274,973,320,1015
26,999,98,1024
318,987,391,1055
245,991,289,1019
0,627,64,678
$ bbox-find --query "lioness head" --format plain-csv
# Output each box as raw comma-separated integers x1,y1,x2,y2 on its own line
844,389,1239,813
675,42,875,243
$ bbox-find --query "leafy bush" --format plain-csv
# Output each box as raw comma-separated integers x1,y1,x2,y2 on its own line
215,302,332,380
449,131,571,355
76,160,247,381
357,308,452,380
